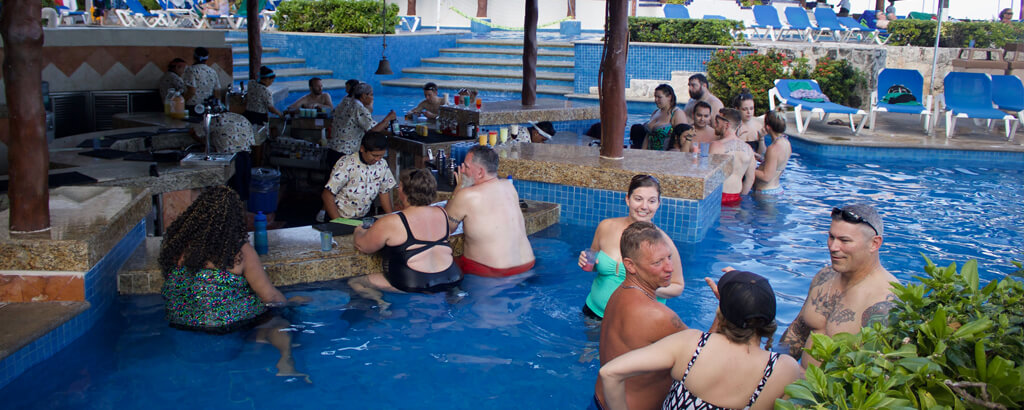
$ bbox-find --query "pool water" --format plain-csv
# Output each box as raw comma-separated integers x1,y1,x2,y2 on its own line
3,150,1023,409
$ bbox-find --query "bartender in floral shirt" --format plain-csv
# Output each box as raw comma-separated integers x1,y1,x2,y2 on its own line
209,112,255,201
321,131,396,219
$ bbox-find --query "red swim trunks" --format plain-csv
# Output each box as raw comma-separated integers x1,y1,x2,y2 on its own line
455,256,535,278
721,192,742,205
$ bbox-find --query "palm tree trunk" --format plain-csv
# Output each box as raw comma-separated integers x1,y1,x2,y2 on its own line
522,0,537,106
600,0,628,159
407,0,415,16
477,0,486,18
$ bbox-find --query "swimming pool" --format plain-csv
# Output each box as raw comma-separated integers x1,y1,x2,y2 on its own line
3,147,1022,408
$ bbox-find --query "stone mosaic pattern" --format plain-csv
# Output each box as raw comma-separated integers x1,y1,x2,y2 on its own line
574,41,756,94
498,143,727,200
117,201,560,295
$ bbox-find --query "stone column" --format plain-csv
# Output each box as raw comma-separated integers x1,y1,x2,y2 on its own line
1,0,50,233
522,0,537,107
477,0,487,18
599,0,627,159
407,0,416,16
247,0,262,82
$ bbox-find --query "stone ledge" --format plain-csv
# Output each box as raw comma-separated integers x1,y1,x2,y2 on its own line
0,301,89,361
117,200,560,295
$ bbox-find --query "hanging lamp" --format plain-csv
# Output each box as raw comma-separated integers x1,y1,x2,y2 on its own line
374,0,393,75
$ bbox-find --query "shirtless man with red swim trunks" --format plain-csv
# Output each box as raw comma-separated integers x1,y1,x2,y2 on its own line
445,145,535,277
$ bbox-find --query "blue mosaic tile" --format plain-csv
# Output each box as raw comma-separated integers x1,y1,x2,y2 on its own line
0,220,146,389
574,43,755,94
790,137,1024,169
513,179,717,243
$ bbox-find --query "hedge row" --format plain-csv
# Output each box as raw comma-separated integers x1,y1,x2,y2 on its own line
887,20,1024,48
628,17,746,46
273,0,400,34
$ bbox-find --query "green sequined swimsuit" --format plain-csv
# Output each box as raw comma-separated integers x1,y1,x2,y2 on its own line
162,266,267,333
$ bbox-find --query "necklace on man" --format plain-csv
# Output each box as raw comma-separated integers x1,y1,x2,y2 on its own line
622,276,657,302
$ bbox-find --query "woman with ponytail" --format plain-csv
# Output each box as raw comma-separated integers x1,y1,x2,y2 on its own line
598,269,802,410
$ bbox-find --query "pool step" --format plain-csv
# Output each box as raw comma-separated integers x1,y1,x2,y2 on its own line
232,46,280,54
380,77,573,96
438,47,574,59
274,78,348,94
403,67,574,82
420,56,574,69
232,56,306,68
454,38,574,49
232,67,333,82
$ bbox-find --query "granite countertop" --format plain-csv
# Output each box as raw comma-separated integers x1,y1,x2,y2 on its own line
117,200,560,294
497,143,728,200
0,186,151,271
443,98,600,125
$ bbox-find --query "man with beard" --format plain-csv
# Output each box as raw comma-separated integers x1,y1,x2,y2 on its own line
779,203,897,368
286,77,333,114
708,108,754,206
682,74,724,122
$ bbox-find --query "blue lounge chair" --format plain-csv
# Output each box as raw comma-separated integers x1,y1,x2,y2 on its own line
703,15,726,20
116,0,174,27
869,68,932,133
155,0,200,26
858,9,890,44
811,7,849,42
663,4,689,19
782,7,817,42
941,72,1018,139
748,5,791,41
55,0,89,24
990,74,1024,135
837,16,878,43
769,79,867,135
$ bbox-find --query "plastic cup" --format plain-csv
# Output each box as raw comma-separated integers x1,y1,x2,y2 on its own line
582,249,597,272
320,230,332,251
488,131,498,146
509,124,519,137
499,127,509,143
699,142,710,157
475,98,482,110
478,133,487,146
454,95,461,106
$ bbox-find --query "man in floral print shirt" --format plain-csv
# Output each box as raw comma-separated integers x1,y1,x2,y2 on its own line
321,131,396,219
209,112,255,200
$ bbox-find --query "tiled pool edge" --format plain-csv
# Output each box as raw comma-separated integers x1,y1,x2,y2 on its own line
791,136,1024,168
513,180,722,243
0,220,145,389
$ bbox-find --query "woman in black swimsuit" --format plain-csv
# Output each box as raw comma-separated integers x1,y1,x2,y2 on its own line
598,269,803,410
349,168,463,313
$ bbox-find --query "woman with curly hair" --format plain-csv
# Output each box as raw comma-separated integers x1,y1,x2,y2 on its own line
598,269,802,409
160,185,309,380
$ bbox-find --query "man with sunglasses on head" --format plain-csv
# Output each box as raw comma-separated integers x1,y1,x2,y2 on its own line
708,108,755,205
779,203,898,368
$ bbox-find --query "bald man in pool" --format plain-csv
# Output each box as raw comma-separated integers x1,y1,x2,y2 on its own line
445,145,535,277
593,221,686,410
778,203,898,368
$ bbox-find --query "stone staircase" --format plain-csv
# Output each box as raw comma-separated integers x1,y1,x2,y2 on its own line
381,38,575,97
226,37,347,94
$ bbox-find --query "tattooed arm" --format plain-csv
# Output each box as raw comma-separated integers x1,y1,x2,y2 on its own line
779,314,811,358
779,266,836,358
861,294,896,327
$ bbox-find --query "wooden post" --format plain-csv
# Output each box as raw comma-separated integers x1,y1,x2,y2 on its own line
477,0,487,18
599,0,627,159
1,0,50,233
567,0,575,18
522,0,538,107
875,0,884,12
407,0,416,16
247,0,262,82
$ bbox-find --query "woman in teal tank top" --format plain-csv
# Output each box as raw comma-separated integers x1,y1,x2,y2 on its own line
641,84,688,151
159,186,311,381
578,175,686,319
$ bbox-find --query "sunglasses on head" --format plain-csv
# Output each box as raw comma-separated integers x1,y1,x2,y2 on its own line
831,207,878,236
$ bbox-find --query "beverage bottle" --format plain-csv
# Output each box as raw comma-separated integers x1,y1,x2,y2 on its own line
164,89,174,116
170,92,186,119
254,211,269,255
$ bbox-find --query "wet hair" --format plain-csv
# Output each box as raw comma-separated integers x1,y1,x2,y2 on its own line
345,79,360,95
308,77,322,87
716,310,779,350
193,47,209,63
353,83,373,99
718,108,742,128
423,82,438,91
400,168,437,207
667,124,694,151
168,58,186,70
655,84,678,107
361,131,388,151
467,145,498,175
689,73,708,87
694,101,712,116
764,111,786,134
733,88,755,109
620,221,665,263
627,174,661,197
158,185,247,274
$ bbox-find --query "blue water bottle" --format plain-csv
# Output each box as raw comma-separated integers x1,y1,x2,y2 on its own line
254,211,268,255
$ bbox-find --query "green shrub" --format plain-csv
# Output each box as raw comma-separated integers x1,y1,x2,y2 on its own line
628,17,746,46
706,49,786,116
887,20,1024,48
139,0,159,11
812,57,864,108
274,0,399,34
778,258,1024,409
